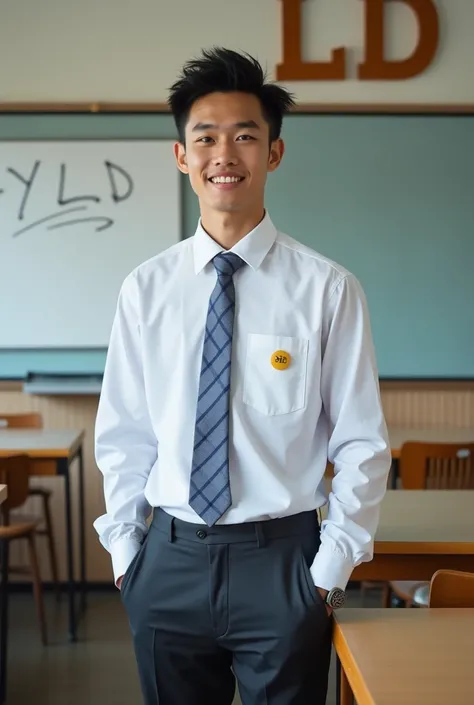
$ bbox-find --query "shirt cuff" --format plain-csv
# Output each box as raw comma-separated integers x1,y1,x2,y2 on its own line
110,537,142,586
309,542,355,591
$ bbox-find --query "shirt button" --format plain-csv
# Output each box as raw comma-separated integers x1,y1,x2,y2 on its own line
196,530,207,539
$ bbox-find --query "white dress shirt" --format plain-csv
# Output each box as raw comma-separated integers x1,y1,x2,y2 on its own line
94,212,391,590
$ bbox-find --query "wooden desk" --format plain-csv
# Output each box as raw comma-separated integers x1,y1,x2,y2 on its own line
333,608,474,705
0,430,86,642
351,490,474,581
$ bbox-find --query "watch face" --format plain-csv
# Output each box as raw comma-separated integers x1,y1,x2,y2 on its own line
328,587,346,609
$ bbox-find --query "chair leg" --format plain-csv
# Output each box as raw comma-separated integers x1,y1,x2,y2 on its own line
0,539,10,704
41,494,61,602
393,595,406,608
26,534,48,646
382,583,392,608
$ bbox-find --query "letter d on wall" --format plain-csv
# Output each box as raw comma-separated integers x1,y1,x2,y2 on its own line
358,0,439,80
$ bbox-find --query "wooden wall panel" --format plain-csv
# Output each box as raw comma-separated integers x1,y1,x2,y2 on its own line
1,386,473,583
381,389,474,427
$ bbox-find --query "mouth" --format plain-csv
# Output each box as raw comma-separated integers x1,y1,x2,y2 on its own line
207,175,246,190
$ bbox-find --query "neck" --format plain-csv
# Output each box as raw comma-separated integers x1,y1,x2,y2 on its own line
200,207,265,250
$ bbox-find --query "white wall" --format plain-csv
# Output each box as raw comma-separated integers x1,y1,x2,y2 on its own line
0,0,473,104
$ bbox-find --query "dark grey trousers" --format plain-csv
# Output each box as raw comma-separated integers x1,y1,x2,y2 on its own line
120,508,332,705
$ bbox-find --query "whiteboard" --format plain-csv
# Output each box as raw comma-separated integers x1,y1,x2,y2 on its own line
0,140,180,348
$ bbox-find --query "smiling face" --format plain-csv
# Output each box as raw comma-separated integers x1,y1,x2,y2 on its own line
174,91,284,220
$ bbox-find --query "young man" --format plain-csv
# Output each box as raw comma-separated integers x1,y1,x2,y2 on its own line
94,48,391,705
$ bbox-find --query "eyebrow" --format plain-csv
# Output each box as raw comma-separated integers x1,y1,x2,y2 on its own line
191,120,260,132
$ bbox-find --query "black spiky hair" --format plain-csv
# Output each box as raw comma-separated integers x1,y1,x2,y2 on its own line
168,47,295,144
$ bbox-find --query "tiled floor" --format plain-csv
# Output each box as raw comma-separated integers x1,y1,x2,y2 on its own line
5,586,382,704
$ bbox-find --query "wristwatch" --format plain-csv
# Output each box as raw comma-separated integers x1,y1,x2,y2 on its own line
326,587,346,610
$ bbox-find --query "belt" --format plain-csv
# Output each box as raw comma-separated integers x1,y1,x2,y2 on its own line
150,507,320,546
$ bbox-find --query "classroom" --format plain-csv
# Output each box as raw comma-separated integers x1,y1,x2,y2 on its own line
0,1,473,703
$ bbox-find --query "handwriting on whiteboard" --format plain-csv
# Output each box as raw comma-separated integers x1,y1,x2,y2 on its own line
0,160,134,238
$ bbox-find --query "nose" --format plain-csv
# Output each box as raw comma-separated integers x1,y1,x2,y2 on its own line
211,138,238,167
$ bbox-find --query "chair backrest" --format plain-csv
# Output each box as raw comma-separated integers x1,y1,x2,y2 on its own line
0,455,31,519
399,442,474,489
429,570,474,608
0,412,43,429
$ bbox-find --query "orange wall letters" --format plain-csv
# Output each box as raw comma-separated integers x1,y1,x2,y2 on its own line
276,0,439,81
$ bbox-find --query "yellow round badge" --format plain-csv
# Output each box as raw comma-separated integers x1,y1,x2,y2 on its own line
271,350,291,370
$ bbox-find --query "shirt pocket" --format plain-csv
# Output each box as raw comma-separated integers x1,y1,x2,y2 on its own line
243,334,309,416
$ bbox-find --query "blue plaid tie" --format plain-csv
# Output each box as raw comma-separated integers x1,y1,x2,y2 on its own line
189,252,245,525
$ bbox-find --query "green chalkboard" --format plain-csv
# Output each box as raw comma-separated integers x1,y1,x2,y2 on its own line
1,112,473,379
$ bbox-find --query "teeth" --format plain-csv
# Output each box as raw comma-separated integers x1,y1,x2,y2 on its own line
211,176,243,184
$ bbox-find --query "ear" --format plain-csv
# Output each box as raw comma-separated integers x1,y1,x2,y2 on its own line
174,141,188,174
267,138,284,173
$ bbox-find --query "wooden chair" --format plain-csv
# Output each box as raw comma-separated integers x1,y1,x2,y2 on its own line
0,413,60,599
399,441,474,490
429,570,474,608
0,413,43,431
0,454,47,645
385,441,474,607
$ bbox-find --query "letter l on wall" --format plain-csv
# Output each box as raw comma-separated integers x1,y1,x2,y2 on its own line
276,0,346,80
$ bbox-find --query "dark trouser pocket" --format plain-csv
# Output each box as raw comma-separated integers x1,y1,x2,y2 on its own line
120,532,149,599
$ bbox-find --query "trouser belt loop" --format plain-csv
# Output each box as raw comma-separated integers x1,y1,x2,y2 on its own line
167,515,175,543
255,522,266,548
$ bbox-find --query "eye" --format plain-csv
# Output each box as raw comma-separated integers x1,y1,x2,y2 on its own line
196,136,214,144
236,134,255,141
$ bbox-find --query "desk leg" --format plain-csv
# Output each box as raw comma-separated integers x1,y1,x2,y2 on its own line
62,460,77,642
336,656,353,705
0,540,10,704
390,458,399,490
78,445,87,612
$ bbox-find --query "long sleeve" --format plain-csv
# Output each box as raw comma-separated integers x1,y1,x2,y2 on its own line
93,272,158,583
310,274,391,591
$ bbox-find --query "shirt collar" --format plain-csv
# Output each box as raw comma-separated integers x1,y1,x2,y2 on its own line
193,211,278,275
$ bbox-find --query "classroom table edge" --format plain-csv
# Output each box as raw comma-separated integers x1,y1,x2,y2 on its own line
0,428,86,459
332,618,376,705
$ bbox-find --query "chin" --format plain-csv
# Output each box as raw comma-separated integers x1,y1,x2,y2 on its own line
215,203,246,214
208,198,246,213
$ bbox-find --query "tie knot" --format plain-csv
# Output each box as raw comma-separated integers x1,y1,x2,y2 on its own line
213,252,245,278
